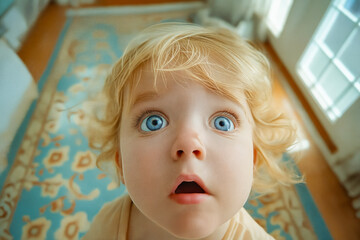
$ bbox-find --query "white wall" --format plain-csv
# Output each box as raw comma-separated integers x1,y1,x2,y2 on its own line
268,0,360,166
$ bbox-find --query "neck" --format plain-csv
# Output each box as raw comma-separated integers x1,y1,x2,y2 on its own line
127,204,230,240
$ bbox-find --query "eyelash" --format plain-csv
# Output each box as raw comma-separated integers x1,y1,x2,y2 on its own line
212,110,241,128
133,109,241,129
133,109,166,129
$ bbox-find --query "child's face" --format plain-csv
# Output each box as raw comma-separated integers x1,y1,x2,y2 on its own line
118,67,254,238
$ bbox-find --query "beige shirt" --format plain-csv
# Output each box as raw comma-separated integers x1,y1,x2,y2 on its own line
82,195,274,240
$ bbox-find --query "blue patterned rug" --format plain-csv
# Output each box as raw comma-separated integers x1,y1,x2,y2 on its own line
0,4,332,240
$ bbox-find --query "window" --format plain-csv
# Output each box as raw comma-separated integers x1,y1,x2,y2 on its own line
266,0,294,37
297,0,360,122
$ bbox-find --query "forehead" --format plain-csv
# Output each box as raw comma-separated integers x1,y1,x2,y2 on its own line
125,63,251,116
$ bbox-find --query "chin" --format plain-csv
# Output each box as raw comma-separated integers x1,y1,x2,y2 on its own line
166,221,217,240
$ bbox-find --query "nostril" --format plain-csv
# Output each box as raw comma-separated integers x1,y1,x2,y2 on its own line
177,150,184,157
193,150,201,158
173,148,205,160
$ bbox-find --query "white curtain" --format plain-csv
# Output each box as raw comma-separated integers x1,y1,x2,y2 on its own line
206,0,272,41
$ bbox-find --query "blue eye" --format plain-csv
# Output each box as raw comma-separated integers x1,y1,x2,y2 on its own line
213,116,234,131
141,115,167,132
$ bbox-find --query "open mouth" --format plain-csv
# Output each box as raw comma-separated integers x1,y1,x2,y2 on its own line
175,181,206,194
170,175,209,204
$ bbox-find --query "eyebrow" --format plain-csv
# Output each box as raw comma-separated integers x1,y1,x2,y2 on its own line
132,91,160,107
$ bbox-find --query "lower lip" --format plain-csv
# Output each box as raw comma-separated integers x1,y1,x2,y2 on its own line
169,193,209,204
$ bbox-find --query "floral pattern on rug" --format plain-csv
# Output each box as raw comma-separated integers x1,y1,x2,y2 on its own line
0,8,322,240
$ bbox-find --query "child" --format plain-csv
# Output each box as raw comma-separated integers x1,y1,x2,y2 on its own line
84,22,299,240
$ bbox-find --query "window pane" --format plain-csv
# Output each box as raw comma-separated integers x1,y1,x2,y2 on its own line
318,63,350,101
306,45,330,82
311,83,332,110
337,28,360,81
318,9,354,56
333,86,359,117
341,0,360,20
298,44,330,87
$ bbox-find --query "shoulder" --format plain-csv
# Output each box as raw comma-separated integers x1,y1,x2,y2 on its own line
82,194,132,240
226,208,275,240
96,194,131,220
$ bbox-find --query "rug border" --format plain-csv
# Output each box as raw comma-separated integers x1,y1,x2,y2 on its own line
284,153,333,239
1,18,74,189
294,174,334,239
0,17,74,237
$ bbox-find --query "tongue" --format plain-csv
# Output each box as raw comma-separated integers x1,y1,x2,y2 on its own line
175,181,205,194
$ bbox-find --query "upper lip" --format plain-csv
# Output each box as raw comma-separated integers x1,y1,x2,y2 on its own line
170,174,210,194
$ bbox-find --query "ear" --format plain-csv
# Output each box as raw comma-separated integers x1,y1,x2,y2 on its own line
115,151,125,185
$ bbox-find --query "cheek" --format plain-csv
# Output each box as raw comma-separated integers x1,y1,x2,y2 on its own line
216,147,253,181
121,140,153,175
120,137,168,191
209,135,254,195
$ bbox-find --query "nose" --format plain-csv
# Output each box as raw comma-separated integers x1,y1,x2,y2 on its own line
171,128,206,161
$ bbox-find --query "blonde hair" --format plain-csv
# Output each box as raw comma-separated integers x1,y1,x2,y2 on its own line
89,22,301,194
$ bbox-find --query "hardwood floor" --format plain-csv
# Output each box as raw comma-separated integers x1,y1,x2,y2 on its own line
267,46,360,239
16,1,360,239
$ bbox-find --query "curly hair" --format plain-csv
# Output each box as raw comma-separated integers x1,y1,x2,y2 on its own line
88,22,301,194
